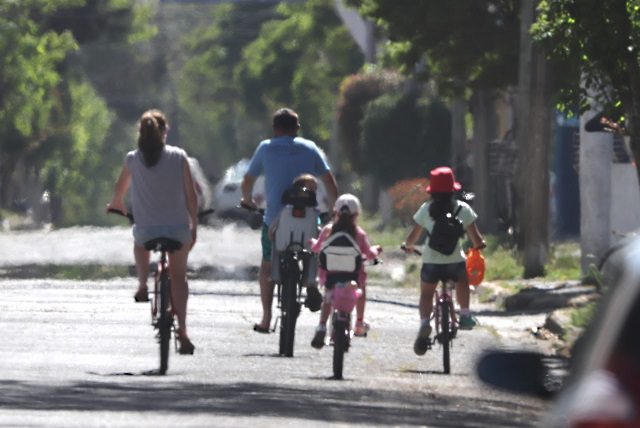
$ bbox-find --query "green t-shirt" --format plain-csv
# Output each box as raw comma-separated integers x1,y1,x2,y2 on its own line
413,199,477,264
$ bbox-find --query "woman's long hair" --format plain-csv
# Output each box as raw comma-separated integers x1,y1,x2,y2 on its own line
138,110,167,167
428,192,455,219
330,207,357,237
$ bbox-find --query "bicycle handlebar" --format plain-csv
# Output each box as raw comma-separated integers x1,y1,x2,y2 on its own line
400,244,422,256
108,208,134,223
238,202,265,215
108,207,214,225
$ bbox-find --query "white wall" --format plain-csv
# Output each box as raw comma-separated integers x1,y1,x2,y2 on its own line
610,163,640,243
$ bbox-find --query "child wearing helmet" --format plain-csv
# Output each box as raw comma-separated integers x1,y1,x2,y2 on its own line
309,193,381,349
402,166,486,356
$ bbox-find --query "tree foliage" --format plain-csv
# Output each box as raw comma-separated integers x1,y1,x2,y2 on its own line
178,3,276,178
336,69,403,173
532,0,640,184
362,89,451,187
235,0,364,144
179,0,363,180
0,0,155,226
346,0,520,95
0,1,78,206
532,1,639,119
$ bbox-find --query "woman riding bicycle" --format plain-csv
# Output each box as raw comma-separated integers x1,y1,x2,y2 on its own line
402,166,485,356
107,109,199,355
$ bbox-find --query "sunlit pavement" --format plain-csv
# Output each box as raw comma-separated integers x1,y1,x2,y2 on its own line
0,275,550,427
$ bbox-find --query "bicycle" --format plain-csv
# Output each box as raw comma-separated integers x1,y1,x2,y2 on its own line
401,245,458,374
240,202,317,357
108,208,211,374
327,258,381,380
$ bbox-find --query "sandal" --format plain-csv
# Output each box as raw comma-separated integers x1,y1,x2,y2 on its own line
253,323,271,334
178,336,195,355
134,288,149,303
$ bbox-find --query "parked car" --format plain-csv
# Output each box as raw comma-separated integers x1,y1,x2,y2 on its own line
213,158,329,220
188,157,212,212
213,159,264,220
477,234,640,427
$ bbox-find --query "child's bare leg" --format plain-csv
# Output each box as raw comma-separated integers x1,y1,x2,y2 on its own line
318,299,331,326
356,286,366,321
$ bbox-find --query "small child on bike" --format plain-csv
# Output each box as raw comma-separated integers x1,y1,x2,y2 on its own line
309,193,381,349
402,166,485,356
268,174,324,312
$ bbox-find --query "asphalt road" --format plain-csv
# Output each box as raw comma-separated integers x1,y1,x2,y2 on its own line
0,274,550,427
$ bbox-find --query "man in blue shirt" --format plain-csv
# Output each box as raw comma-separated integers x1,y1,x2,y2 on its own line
241,107,338,333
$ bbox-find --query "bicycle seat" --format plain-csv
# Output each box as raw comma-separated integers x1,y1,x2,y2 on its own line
143,237,183,252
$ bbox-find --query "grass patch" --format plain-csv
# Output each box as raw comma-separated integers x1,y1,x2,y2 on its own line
546,242,581,281
358,213,409,249
570,302,598,329
359,212,582,282
484,248,522,280
0,264,131,280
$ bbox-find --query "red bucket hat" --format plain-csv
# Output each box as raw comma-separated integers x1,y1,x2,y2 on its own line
426,166,462,193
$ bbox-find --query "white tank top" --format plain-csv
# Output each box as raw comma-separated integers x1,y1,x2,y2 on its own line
126,145,190,227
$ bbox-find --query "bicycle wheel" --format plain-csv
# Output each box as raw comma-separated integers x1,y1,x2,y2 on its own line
440,300,451,374
279,262,300,357
332,318,348,379
158,271,172,374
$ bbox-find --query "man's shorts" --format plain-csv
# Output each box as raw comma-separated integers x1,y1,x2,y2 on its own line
420,261,467,284
133,224,192,247
261,223,271,262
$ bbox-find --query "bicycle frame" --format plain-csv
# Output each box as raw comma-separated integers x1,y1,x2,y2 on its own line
432,280,458,374
107,208,179,374
331,300,354,380
275,244,312,357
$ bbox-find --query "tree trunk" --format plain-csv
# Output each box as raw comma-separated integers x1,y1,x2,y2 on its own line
0,154,19,209
450,95,466,172
523,48,552,278
470,90,497,232
516,0,551,278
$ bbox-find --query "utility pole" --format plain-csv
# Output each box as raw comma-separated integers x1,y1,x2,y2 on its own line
579,101,613,274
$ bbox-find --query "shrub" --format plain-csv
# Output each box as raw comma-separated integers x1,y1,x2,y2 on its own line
362,89,451,187
387,178,429,223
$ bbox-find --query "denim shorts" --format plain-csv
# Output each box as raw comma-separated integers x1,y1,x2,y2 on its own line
420,261,467,284
133,224,192,247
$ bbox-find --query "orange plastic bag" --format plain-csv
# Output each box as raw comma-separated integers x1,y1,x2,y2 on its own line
466,248,485,286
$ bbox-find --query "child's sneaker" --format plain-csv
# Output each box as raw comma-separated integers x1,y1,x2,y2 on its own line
459,314,477,330
311,325,326,349
354,321,370,337
413,324,432,356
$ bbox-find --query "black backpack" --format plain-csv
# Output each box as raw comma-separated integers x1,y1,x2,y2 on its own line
426,205,464,255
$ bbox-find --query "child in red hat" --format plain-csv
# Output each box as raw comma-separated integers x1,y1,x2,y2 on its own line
402,166,486,356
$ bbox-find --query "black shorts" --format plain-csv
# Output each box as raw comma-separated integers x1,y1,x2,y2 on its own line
420,262,467,284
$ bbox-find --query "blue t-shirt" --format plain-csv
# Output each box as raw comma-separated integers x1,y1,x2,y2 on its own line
246,136,330,225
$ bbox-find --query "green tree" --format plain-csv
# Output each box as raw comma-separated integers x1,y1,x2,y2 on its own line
0,0,158,226
178,3,276,178
336,69,403,174
236,0,364,145
362,89,451,187
532,0,640,185
179,0,363,180
0,0,79,207
39,80,115,226
347,0,520,95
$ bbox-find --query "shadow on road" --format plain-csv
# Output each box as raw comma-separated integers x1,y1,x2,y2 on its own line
0,379,543,427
